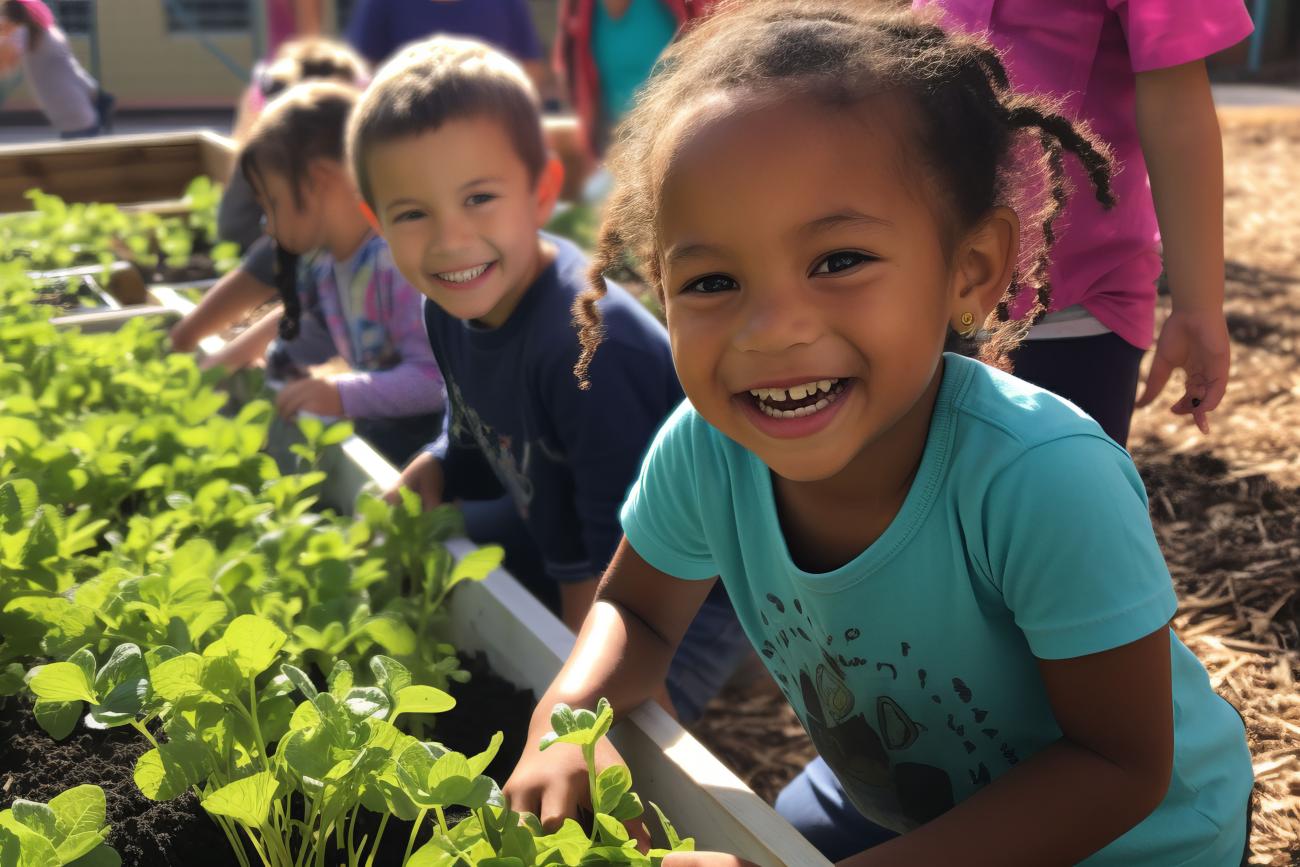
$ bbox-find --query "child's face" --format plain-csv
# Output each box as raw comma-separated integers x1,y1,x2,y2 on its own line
657,94,967,483
250,167,327,256
367,117,557,328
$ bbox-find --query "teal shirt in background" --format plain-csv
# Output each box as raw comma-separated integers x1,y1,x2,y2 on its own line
591,0,678,128
621,353,1252,865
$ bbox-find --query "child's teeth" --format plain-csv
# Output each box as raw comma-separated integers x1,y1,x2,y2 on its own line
788,384,808,400
818,379,833,393
439,263,488,283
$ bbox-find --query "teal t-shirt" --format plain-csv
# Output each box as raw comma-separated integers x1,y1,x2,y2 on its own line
621,353,1252,865
591,0,678,127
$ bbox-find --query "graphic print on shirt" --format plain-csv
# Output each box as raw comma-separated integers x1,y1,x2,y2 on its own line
445,376,535,514
758,592,1020,832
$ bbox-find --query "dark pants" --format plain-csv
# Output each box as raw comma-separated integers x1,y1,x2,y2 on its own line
1007,332,1145,447
354,412,443,468
59,90,115,140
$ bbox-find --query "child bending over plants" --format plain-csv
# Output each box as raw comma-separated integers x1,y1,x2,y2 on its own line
350,35,750,723
200,81,445,467
503,3,1255,865
169,37,370,354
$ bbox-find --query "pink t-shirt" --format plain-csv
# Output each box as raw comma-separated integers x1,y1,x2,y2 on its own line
265,0,297,58
914,0,1253,349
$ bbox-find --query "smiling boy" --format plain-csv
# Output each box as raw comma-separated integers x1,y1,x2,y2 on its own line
346,35,747,722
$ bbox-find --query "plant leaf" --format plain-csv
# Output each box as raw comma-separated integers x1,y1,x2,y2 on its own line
201,770,280,829
134,726,210,801
594,765,632,815
204,615,285,678
649,802,693,852
368,655,411,696
360,615,416,655
392,685,456,720
10,800,57,841
33,700,81,740
28,662,97,704
449,545,504,586
48,784,106,845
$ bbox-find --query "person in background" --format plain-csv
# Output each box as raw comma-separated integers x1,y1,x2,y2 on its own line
554,0,713,157
264,0,323,60
202,81,444,467
0,0,112,139
170,38,369,354
345,0,547,91
916,0,1253,446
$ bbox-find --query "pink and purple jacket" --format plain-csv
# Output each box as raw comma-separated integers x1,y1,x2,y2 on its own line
915,0,1253,349
295,233,444,420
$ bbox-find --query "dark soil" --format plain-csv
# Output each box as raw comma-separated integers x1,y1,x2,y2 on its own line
32,277,107,312
0,653,534,867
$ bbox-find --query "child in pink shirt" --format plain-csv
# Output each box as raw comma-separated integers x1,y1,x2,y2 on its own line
915,0,1252,445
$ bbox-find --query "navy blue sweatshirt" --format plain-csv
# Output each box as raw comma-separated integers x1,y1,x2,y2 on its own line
424,234,684,584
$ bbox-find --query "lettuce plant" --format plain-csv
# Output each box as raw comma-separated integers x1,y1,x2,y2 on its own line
0,784,120,867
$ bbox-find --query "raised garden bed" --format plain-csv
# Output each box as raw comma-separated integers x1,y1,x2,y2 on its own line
2,273,827,866
0,131,235,214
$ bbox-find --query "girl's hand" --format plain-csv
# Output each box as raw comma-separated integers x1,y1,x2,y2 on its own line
662,854,759,867
276,376,344,420
503,736,628,832
1135,308,1230,434
383,450,444,509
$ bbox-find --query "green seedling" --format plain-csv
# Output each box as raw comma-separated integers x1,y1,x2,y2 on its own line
0,784,120,867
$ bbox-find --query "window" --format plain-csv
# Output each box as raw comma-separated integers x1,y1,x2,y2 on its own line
165,0,251,33
50,0,91,36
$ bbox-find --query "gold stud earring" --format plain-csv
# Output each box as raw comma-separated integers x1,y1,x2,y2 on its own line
958,311,979,339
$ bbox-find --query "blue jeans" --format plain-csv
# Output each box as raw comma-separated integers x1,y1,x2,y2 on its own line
780,757,1256,866
776,757,898,862
460,496,749,724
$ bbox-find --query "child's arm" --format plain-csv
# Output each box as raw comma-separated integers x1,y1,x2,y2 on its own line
834,626,1174,866
330,278,445,420
170,264,276,352
385,449,446,509
199,305,282,373
503,540,716,826
1133,59,1231,434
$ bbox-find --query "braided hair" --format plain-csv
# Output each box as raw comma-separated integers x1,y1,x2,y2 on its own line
572,0,1115,386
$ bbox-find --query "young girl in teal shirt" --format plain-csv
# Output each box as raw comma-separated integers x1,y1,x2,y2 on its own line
505,2,1255,865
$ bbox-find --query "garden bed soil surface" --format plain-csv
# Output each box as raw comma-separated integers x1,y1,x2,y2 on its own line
0,654,534,867
693,109,1300,866
32,276,108,312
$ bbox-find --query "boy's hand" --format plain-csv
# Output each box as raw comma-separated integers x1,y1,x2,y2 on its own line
1135,308,1230,435
662,854,759,867
276,377,344,420
384,451,444,510
503,737,627,833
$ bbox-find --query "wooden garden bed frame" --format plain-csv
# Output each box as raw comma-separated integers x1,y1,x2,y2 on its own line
0,130,236,214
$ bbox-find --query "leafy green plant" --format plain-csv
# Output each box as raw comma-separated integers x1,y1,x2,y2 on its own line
0,784,120,867
0,179,238,279
404,698,694,867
